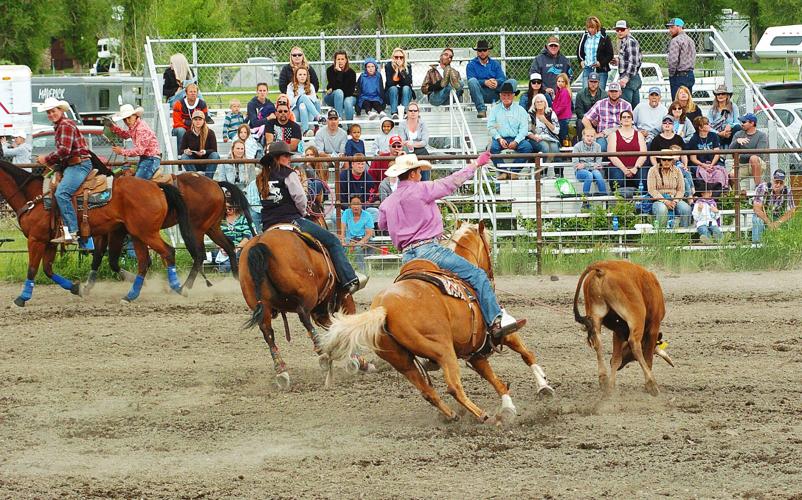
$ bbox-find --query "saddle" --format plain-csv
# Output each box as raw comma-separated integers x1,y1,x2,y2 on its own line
43,169,114,239
396,260,489,358
150,167,175,184
267,223,326,254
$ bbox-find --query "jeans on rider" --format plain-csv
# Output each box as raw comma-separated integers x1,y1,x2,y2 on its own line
294,216,357,286
55,159,93,234
136,156,161,180
402,243,502,326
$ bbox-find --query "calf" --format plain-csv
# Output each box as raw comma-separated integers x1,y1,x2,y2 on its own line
573,260,674,396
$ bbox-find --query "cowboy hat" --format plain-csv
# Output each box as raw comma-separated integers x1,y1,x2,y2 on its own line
713,83,733,95
654,149,679,160
385,153,432,178
37,97,71,112
499,79,520,95
473,39,492,51
111,104,145,121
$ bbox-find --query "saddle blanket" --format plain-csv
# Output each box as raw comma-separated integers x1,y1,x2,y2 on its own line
43,172,114,210
395,261,477,303
266,223,322,253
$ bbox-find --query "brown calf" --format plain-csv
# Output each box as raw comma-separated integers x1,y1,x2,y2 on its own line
573,260,674,396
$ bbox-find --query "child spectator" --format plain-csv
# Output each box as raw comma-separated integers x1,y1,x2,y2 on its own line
223,99,245,142
356,58,385,118
552,73,573,147
345,124,366,157
236,124,262,159
692,180,723,243
340,195,375,272
371,118,396,156
287,66,323,136
572,127,607,197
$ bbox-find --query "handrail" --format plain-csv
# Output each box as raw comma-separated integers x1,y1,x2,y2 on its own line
144,37,175,163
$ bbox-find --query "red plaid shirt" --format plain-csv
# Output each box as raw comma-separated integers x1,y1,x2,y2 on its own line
44,118,90,167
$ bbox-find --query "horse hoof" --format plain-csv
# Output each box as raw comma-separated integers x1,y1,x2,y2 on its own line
13,297,26,308
272,371,291,391
537,385,555,398
120,298,132,305
346,358,360,375
119,270,137,283
70,282,83,297
318,353,331,371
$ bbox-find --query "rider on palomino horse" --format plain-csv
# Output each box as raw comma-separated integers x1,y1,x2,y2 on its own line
105,103,162,180
36,97,95,251
378,152,525,339
257,141,367,294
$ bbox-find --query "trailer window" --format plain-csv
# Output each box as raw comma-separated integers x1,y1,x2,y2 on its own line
771,36,802,46
99,89,110,110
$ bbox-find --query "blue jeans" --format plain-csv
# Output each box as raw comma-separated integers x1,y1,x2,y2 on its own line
428,84,463,106
386,86,413,114
294,217,357,286
180,151,220,178
346,239,368,272
402,243,501,327
575,168,607,195
670,72,695,100
55,159,93,234
697,223,723,241
172,127,186,154
608,165,648,193
581,67,609,90
490,136,535,172
323,90,356,121
467,78,500,112
293,94,321,133
752,215,766,243
678,166,693,197
558,119,570,144
621,74,642,108
136,156,161,179
652,199,692,227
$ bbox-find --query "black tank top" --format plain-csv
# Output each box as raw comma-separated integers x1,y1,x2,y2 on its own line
260,167,302,229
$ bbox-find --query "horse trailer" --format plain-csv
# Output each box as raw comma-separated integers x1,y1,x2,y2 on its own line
31,75,143,126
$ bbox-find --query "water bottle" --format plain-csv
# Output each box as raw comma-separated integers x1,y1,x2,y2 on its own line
612,216,619,231
297,139,304,154
637,181,644,196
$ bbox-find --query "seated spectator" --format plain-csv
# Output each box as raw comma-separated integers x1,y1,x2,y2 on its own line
324,50,357,121
345,124,365,157
669,144,694,201
648,150,692,227
573,127,607,196
246,82,276,133
1,132,32,167
398,101,431,179
608,109,648,195
179,110,219,178
526,94,561,175
356,58,385,118
369,135,404,182
385,48,414,118
214,140,254,188
519,73,552,111
338,154,378,211
688,117,728,186
675,86,702,124
222,99,245,142
165,53,197,107
245,173,263,233
162,54,180,103
314,110,347,166
214,197,251,273
466,39,506,119
296,162,330,227
236,124,262,159
708,84,740,148
633,87,668,145
379,174,399,201
264,102,302,152
488,79,534,178
421,48,464,107
287,66,323,136
340,195,375,272
171,83,207,154
577,17,613,90
552,73,573,147
729,113,768,187
752,169,797,243
648,116,691,198
581,82,632,151
302,145,328,184
693,180,723,243
278,46,319,94
668,101,695,141
371,118,396,156
573,72,605,140
528,35,573,96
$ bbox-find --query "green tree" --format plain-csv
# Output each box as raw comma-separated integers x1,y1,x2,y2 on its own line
58,0,113,71
0,0,60,70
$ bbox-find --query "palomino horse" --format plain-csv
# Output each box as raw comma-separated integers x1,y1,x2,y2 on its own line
0,160,199,305
239,226,367,389
320,222,554,425
84,158,255,291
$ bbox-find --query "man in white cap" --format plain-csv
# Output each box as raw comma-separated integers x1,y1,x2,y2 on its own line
105,104,162,179
1,131,32,168
612,20,643,108
35,97,94,250
377,152,526,340
633,86,668,145
666,18,696,99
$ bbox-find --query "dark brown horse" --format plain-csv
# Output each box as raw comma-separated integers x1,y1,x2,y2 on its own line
0,160,199,305
84,160,255,291
239,227,369,389
320,223,554,425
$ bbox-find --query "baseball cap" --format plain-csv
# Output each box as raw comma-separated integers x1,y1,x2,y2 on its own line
546,35,560,47
615,20,629,30
389,135,403,145
648,86,662,95
666,18,685,27
739,113,757,123
588,72,599,81
529,72,543,82
327,109,339,119
662,115,674,123
773,169,787,181
607,82,621,91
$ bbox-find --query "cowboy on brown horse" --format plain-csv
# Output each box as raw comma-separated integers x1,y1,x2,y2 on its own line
256,141,366,294
377,152,524,339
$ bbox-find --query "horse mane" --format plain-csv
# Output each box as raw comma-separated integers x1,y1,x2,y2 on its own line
447,222,486,251
0,160,43,187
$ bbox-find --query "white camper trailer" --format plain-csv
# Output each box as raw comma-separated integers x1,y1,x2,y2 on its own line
755,25,802,58
0,65,33,140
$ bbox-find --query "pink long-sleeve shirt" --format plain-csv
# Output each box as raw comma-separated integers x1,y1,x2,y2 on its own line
378,164,477,251
552,87,573,121
110,119,161,158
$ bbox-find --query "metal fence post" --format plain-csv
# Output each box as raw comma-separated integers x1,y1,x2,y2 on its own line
319,32,326,88
535,156,543,275
500,29,507,74
191,35,198,85
724,56,733,90
375,30,382,61
734,153,741,241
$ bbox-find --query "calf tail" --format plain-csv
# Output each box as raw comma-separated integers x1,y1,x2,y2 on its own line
574,265,600,347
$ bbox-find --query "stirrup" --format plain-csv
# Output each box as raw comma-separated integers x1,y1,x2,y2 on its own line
51,226,76,245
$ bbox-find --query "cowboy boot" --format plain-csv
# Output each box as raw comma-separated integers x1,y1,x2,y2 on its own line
51,226,76,245
345,272,369,295
488,308,527,340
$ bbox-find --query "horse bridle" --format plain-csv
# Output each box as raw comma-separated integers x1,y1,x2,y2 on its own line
453,232,495,285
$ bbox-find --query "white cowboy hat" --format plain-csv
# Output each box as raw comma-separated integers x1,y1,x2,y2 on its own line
654,149,679,160
384,154,432,178
111,104,145,121
37,97,71,112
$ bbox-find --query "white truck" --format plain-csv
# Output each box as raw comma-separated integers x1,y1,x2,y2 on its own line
0,65,33,140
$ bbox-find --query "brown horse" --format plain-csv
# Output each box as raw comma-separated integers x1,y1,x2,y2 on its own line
239,226,369,389
0,160,199,305
320,223,554,425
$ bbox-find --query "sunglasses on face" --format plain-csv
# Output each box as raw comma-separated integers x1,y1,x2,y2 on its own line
276,110,289,113
291,53,303,57
615,28,626,32
408,109,419,113
621,115,633,119
393,55,404,59
531,80,542,84
391,144,403,148
477,49,489,53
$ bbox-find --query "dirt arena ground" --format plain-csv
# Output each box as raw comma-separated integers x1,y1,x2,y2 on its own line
1,269,801,498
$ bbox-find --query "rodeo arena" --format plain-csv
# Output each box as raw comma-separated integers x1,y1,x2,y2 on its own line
1,19,801,497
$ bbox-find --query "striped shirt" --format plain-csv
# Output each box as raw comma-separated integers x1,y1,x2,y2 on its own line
618,35,643,79
584,98,633,134
754,183,796,220
584,32,601,65
223,112,246,140
667,31,696,75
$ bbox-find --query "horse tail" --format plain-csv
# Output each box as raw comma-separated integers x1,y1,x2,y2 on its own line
320,307,388,362
158,183,202,265
218,181,257,236
573,264,598,347
243,242,280,329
